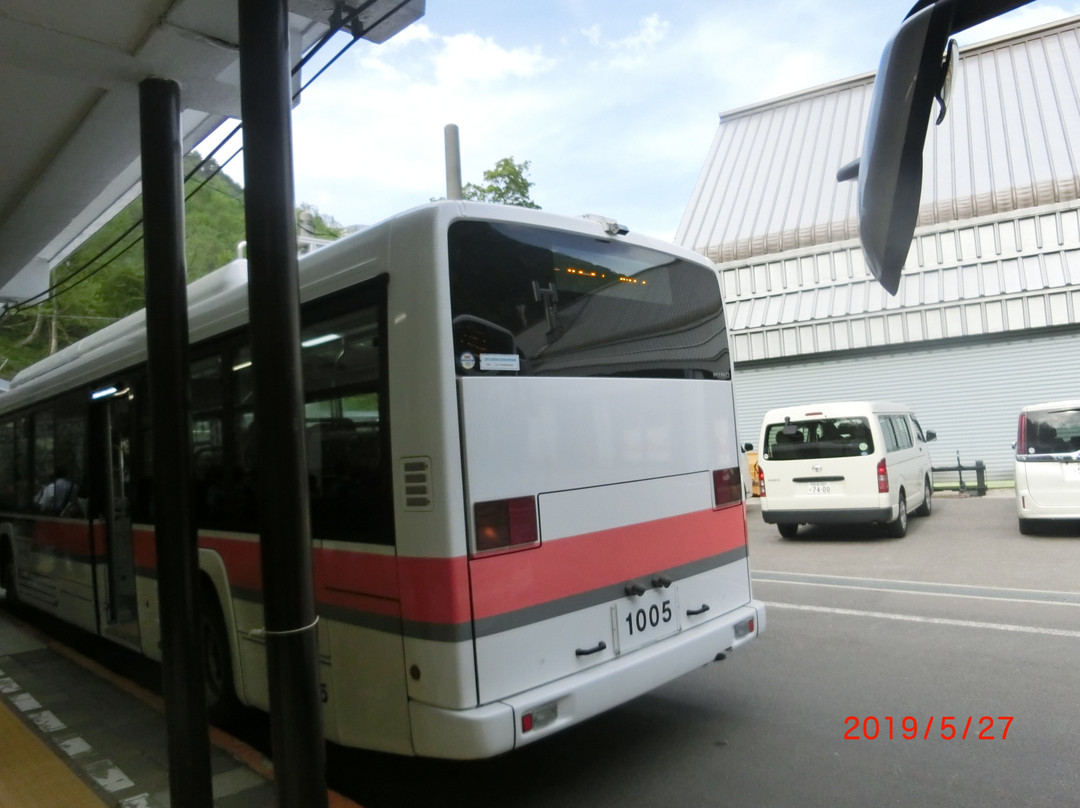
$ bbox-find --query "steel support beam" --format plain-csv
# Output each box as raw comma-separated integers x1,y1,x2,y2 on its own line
237,2,328,806
139,76,213,808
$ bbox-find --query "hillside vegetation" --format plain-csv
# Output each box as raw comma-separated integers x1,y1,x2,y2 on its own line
0,153,340,381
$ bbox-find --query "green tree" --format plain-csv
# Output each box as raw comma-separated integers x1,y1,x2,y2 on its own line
461,157,540,209
296,202,345,240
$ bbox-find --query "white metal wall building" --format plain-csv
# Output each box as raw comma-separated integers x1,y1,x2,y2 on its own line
677,16,1080,483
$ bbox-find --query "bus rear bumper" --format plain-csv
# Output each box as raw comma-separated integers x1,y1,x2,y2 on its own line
408,600,765,759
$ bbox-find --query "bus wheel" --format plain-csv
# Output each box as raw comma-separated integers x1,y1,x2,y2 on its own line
777,523,799,539
201,583,238,723
0,539,16,605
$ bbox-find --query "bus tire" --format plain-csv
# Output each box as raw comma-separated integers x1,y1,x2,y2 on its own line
201,580,239,723
777,523,799,539
0,537,16,605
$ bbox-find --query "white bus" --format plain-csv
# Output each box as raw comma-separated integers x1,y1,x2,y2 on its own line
0,201,763,759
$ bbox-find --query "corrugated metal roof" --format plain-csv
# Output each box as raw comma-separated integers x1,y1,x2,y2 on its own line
721,201,1080,363
677,15,1080,266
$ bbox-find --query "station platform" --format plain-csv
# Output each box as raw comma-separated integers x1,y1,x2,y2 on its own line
0,606,356,808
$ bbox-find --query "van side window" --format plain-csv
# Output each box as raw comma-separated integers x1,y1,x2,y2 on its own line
911,417,927,442
893,416,913,450
878,416,899,453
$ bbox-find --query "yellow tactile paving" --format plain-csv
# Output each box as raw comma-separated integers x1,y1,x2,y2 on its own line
0,701,105,808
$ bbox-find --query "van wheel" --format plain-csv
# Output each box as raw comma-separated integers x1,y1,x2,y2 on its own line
777,523,799,539
886,493,908,538
201,582,239,723
914,477,932,517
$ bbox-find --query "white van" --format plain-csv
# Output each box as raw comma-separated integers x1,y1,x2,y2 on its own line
1014,399,1080,535
756,401,936,538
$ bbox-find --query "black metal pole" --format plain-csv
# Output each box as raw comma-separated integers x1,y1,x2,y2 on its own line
237,2,328,807
139,77,213,808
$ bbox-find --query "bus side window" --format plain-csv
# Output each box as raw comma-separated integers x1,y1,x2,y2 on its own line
0,421,15,510
190,355,227,529
54,396,88,516
33,409,55,506
300,294,392,545
13,416,32,510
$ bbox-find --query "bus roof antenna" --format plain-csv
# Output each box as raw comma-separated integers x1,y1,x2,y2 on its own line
582,213,628,236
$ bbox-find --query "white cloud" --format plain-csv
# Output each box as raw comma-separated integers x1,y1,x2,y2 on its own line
274,0,1080,238
956,2,1080,44
434,32,552,85
588,13,668,48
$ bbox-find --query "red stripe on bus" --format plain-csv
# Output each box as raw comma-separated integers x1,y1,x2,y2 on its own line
468,505,746,621
134,529,267,592
132,527,155,569
125,507,741,630
136,528,469,626
315,548,401,604
396,555,473,627
30,520,101,558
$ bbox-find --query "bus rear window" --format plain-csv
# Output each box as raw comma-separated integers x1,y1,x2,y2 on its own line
447,220,730,379
764,417,875,460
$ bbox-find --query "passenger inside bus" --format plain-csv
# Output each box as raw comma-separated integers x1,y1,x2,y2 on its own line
35,467,80,516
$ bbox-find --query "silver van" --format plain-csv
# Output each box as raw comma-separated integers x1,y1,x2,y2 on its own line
756,401,936,538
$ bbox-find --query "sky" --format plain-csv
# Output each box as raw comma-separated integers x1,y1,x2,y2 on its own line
205,0,1080,242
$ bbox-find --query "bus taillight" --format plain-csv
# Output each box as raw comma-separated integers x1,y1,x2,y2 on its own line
877,458,889,493
712,467,742,508
474,496,539,553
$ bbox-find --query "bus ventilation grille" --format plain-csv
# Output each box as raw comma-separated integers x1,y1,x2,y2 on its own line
401,457,433,511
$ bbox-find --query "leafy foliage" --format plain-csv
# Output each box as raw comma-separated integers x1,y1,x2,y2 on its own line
461,156,541,209
0,153,341,379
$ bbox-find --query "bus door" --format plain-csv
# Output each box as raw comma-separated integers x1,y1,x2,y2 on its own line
88,395,139,640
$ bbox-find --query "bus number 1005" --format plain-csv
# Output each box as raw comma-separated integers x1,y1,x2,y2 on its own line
624,600,673,635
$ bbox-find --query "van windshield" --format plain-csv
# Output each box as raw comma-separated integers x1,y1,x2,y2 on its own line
1021,406,1080,456
764,417,875,460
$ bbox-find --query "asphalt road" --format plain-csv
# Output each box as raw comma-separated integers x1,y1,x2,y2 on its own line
328,492,1080,808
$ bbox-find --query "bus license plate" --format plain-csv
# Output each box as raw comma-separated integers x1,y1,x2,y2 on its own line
613,587,680,655
807,483,831,494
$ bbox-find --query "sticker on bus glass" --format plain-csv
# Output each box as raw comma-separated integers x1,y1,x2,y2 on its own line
479,353,520,372
459,351,476,371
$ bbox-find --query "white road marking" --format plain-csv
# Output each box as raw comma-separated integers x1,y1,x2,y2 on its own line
753,570,1080,607
765,601,1080,638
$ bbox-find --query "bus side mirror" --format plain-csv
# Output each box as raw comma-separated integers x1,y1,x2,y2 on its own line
743,442,754,452
926,430,937,442
839,0,1035,295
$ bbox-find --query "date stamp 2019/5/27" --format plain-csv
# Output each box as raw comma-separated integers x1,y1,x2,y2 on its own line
844,715,1014,740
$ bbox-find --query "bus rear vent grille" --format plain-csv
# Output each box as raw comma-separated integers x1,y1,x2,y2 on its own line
401,457,433,511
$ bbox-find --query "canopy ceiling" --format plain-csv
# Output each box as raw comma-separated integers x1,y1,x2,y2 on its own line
0,0,423,302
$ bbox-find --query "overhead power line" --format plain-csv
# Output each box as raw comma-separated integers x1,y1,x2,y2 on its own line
1,7,374,323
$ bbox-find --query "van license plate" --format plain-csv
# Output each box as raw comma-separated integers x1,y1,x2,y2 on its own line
613,588,680,655
807,483,832,494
